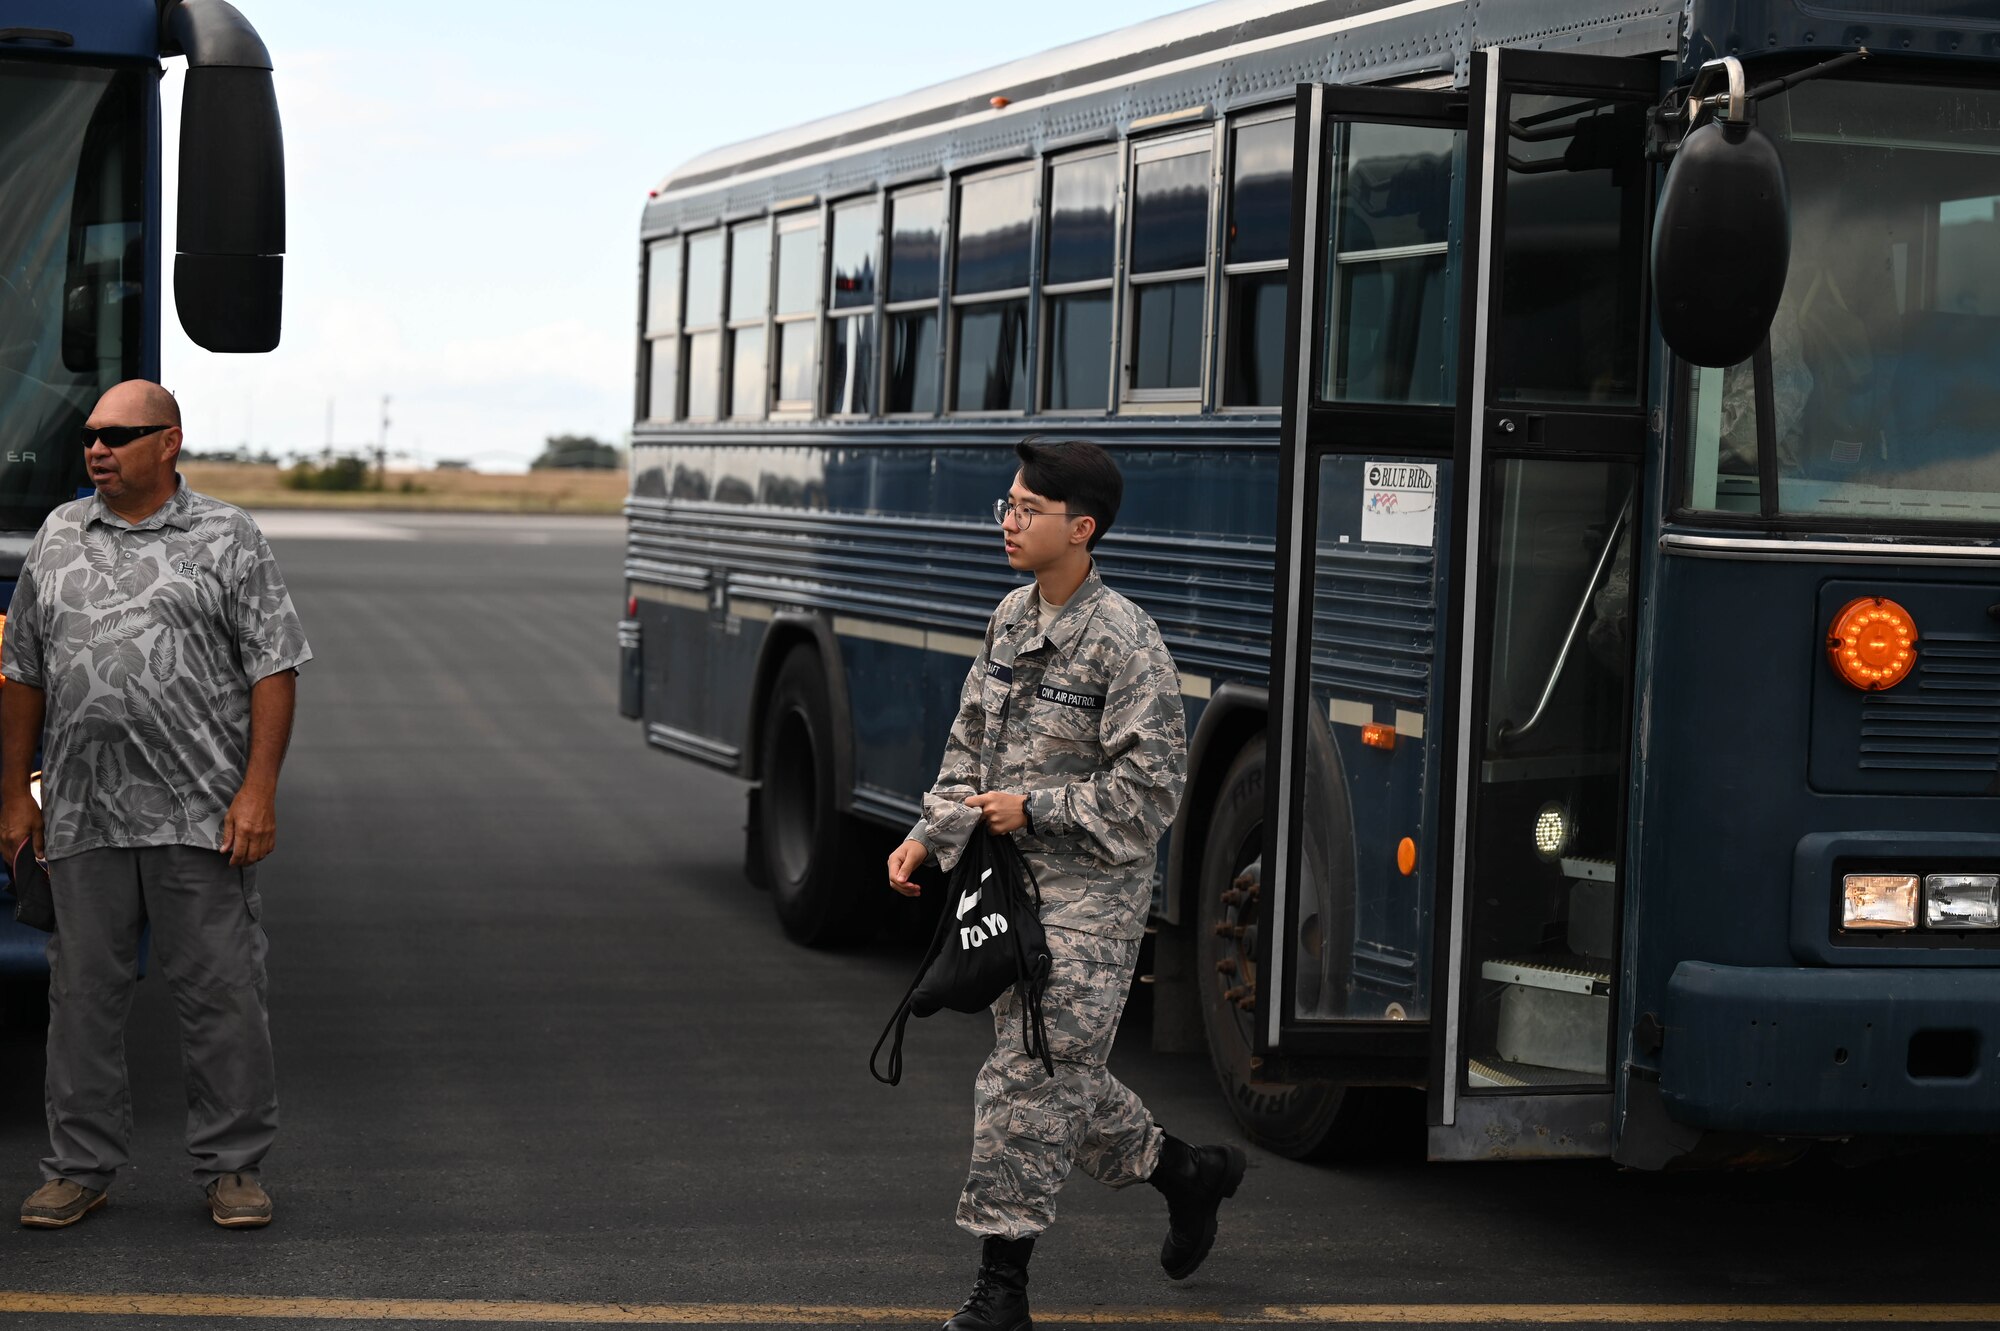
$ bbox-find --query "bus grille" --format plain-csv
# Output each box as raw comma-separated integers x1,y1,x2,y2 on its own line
1858,633,2000,776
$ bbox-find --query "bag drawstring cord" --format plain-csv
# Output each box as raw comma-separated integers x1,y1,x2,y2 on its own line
869,876,956,1087
999,838,1056,1079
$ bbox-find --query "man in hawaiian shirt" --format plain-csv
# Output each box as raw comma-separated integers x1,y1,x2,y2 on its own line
1,380,311,1230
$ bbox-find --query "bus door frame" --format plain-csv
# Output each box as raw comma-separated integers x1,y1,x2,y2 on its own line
1432,46,1657,1159
1261,80,1468,1083
1262,50,1657,1153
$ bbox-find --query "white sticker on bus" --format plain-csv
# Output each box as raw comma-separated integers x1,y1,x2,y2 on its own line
1362,461,1438,547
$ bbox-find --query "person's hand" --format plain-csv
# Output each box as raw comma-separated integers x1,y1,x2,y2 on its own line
0,792,44,864
887,840,928,897
221,787,277,868
965,791,1028,835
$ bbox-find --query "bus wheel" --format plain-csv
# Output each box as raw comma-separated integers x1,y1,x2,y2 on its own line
1195,737,1347,1159
756,646,865,947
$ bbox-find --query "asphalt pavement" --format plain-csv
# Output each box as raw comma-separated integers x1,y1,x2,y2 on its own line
0,511,1996,1330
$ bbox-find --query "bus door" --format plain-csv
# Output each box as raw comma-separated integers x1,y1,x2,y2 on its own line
1263,50,1655,1158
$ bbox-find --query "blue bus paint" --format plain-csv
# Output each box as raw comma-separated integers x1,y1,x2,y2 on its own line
627,0,2000,1163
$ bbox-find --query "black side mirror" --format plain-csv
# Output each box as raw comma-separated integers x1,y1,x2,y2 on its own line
1652,116,1790,368
164,0,285,353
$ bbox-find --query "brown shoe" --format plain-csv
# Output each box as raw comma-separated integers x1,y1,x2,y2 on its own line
205,1173,273,1228
20,1179,107,1229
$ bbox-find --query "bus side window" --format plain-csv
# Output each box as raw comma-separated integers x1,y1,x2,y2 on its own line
950,165,1035,413
728,218,772,420
1221,112,1292,408
684,230,725,421
1321,121,1459,406
825,197,880,417
885,185,944,415
1125,132,1212,406
644,237,680,422
1041,149,1117,412
773,212,820,416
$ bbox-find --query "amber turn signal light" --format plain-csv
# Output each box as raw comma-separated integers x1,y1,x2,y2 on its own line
1361,723,1396,750
1827,597,1917,691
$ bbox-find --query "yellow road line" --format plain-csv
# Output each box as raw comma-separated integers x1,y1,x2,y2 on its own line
5,1295,2000,1325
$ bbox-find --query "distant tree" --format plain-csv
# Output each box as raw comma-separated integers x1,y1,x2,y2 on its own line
531,434,620,470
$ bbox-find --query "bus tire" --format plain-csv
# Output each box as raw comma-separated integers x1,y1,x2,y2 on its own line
1195,736,1347,1159
756,646,869,947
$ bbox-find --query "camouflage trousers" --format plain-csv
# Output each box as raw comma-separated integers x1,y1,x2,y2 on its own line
956,926,1163,1238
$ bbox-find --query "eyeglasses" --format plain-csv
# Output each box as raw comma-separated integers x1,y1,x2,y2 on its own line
80,425,175,449
992,498,1077,530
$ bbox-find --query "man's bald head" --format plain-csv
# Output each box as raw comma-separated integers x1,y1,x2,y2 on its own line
83,380,184,520
89,380,181,430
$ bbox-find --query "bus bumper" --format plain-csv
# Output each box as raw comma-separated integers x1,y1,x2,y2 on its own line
1660,961,2000,1133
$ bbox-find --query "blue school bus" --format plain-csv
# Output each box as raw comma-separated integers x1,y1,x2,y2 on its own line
622,0,2000,1167
0,0,284,975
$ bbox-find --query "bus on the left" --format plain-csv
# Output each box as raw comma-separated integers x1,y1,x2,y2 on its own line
0,0,285,976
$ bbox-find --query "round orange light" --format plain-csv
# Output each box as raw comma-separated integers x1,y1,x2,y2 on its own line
1826,597,1918,691
1396,837,1417,876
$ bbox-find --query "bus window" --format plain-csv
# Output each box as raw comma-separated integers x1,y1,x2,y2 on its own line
1492,94,1648,406
1126,133,1212,403
645,238,680,421
825,197,880,416
684,229,724,420
1221,112,1291,408
1321,121,1458,405
1683,80,2000,524
774,213,820,414
1041,149,1116,412
727,219,771,419
951,166,1034,412
886,185,943,414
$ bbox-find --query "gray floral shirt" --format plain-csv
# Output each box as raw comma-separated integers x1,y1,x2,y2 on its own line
1,481,312,860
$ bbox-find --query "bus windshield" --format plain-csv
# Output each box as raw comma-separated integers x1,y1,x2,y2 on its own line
1685,78,2000,525
0,60,145,533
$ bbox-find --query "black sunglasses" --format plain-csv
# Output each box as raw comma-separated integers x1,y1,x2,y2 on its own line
79,424,175,448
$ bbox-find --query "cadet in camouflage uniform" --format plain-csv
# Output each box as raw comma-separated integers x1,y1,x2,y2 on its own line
887,438,1246,1331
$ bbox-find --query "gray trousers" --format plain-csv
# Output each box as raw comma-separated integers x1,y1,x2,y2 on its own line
42,845,277,1190
957,927,1163,1239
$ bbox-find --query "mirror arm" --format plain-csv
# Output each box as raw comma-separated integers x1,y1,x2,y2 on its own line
1687,48,1870,130
1747,48,1870,104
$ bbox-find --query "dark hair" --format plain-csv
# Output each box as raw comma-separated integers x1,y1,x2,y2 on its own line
1015,436,1122,550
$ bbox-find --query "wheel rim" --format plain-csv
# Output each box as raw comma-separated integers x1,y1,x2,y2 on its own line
766,705,819,886
1217,828,1261,1044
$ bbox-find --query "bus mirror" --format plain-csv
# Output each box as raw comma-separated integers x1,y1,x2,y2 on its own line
165,0,285,352
1651,119,1791,368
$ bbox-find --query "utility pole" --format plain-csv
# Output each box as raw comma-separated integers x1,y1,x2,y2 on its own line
377,395,391,490
323,399,334,466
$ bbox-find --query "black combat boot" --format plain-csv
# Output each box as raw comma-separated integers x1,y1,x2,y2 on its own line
1147,1133,1247,1280
942,1234,1034,1331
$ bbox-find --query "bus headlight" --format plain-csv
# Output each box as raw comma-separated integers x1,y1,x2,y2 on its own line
1843,873,1920,930
1925,875,2000,930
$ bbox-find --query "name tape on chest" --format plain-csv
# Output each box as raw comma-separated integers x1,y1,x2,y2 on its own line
987,661,1014,684
1036,684,1103,711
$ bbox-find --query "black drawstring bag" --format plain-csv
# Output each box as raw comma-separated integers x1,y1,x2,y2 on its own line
872,831,1053,1086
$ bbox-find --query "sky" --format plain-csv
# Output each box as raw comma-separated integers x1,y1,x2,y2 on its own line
157,0,1180,471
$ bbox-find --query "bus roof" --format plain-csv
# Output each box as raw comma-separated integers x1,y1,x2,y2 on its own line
652,0,1440,198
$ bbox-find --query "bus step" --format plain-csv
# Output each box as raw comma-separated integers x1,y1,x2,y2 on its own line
1467,1055,1597,1090
1479,957,1611,997
1561,855,1617,883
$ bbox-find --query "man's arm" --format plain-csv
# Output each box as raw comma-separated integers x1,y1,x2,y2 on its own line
220,668,297,868
888,621,1000,894
0,682,46,860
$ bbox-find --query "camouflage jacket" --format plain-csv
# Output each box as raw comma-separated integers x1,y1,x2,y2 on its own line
909,565,1186,940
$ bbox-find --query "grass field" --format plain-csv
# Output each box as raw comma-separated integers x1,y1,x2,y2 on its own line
179,462,628,515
